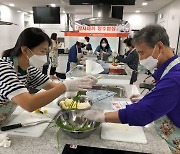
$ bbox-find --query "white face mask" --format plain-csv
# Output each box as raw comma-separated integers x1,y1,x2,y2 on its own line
101,43,107,48
139,46,159,71
140,56,158,71
28,49,47,68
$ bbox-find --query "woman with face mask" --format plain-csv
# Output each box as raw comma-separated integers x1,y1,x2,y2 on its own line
116,38,139,72
95,38,112,61
66,37,86,72
0,28,98,125
83,24,180,153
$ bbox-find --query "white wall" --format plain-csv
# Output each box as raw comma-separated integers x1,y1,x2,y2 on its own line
0,8,156,55
0,5,24,56
25,14,66,38
156,0,180,52
123,13,155,30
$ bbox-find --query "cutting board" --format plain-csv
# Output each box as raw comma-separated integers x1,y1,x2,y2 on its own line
0,107,60,137
101,123,147,144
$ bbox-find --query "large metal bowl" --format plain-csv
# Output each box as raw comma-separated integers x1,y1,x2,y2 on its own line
56,110,101,139
57,95,93,111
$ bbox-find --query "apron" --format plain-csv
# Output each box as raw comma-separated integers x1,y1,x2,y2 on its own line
49,40,58,67
0,101,17,126
154,58,180,154
0,57,20,126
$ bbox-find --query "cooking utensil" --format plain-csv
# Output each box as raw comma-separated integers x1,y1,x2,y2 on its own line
96,76,102,80
1,120,50,131
56,110,100,139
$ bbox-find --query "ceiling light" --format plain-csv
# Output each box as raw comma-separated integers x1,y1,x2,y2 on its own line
136,10,140,13
17,11,21,13
63,11,65,13
142,2,148,6
29,11,33,14
9,3,15,7
50,4,56,7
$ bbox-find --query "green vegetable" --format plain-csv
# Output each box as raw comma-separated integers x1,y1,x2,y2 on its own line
70,91,83,109
73,91,83,102
56,120,91,131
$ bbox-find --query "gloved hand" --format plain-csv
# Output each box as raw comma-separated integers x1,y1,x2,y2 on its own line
82,109,105,123
63,75,98,91
129,94,142,103
112,52,118,57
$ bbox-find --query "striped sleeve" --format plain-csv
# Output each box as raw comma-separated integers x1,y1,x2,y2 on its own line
27,66,52,89
0,60,28,101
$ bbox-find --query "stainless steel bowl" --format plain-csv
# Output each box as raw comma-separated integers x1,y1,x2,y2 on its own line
56,110,101,139
57,95,93,111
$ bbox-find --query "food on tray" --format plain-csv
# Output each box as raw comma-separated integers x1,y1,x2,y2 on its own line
112,63,118,66
58,98,91,110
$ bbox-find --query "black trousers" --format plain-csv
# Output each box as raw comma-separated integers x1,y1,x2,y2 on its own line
42,64,49,75
130,70,138,84
50,66,56,75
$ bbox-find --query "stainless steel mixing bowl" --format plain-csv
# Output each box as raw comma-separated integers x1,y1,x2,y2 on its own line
56,110,101,139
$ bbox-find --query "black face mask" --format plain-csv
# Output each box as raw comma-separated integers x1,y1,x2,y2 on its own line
81,44,86,48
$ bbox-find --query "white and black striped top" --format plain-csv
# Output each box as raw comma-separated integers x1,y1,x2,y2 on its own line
0,57,51,103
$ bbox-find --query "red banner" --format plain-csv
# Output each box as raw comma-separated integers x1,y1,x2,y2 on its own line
64,32,128,37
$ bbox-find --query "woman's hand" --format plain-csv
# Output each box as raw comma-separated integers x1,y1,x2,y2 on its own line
96,52,100,56
63,75,98,91
129,94,142,103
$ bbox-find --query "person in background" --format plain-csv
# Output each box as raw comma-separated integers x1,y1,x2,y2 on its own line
116,38,139,71
83,24,180,153
95,38,112,61
42,50,50,75
123,38,131,58
49,33,59,80
66,37,86,72
84,36,92,51
0,27,98,125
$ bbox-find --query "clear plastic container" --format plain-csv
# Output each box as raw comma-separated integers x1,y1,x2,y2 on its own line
86,90,116,110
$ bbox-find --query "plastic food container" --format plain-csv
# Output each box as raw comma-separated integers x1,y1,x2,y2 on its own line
86,90,116,110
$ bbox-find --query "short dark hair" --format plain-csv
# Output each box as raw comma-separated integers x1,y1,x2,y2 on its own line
133,24,170,48
123,38,128,44
2,27,51,57
124,38,134,48
85,36,90,42
51,33,57,40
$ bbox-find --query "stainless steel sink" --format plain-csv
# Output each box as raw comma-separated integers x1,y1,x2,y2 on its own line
92,85,127,98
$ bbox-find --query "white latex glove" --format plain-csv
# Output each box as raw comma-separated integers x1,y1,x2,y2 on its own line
82,109,105,123
112,52,118,57
63,75,98,91
129,94,143,103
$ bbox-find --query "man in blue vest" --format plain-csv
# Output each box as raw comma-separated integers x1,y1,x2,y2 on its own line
66,37,86,72
83,24,180,153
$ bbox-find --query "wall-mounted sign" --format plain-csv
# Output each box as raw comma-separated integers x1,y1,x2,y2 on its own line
64,25,128,37
75,25,119,33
